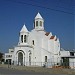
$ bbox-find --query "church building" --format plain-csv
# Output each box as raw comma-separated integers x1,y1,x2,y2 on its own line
5,13,60,67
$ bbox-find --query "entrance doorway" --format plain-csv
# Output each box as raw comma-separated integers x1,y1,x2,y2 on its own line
18,52,23,65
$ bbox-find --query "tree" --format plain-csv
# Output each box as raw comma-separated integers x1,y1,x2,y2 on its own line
0,52,3,61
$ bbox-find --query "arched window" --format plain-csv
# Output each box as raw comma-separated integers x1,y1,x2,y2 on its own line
36,21,38,27
45,56,47,62
40,21,42,26
24,35,26,43
21,35,23,43
32,40,34,45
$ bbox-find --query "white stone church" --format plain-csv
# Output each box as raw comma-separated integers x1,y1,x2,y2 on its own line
5,12,61,67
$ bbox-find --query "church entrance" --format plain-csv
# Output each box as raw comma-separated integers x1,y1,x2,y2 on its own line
18,52,23,65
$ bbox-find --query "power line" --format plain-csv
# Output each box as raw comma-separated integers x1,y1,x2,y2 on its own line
3,0,74,15
29,0,73,10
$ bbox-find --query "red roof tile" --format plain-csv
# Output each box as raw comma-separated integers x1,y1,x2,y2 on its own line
50,36,55,39
55,38,57,41
45,32,50,36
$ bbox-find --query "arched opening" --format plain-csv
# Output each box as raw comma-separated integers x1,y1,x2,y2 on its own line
32,40,34,45
40,21,42,26
18,52,23,65
45,56,47,62
24,35,27,43
36,21,38,27
21,35,23,43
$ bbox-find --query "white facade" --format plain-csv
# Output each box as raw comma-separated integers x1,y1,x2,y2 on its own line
5,13,60,67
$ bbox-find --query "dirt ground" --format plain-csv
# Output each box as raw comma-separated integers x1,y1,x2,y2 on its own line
0,64,75,74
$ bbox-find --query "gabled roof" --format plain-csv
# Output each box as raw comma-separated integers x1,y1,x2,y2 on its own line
35,12,43,19
20,24,28,33
50,36,55,39
45,32,50,36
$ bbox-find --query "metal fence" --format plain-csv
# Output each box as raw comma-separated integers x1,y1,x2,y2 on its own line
2,61,75,69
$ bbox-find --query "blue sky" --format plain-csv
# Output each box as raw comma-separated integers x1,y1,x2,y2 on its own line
0,0,74,53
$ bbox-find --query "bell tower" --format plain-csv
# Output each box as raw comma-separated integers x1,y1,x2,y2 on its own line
18,24,29,45
34,12,44,30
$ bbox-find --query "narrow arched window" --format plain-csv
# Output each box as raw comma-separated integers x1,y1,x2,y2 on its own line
24,35,26,43
36,21,38,27
40,21,42,26
32,40,34,45
21,35,23,43
45,56,47,62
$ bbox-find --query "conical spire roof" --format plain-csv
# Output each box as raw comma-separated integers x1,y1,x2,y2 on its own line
35,12,43,19
20,24,28,33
